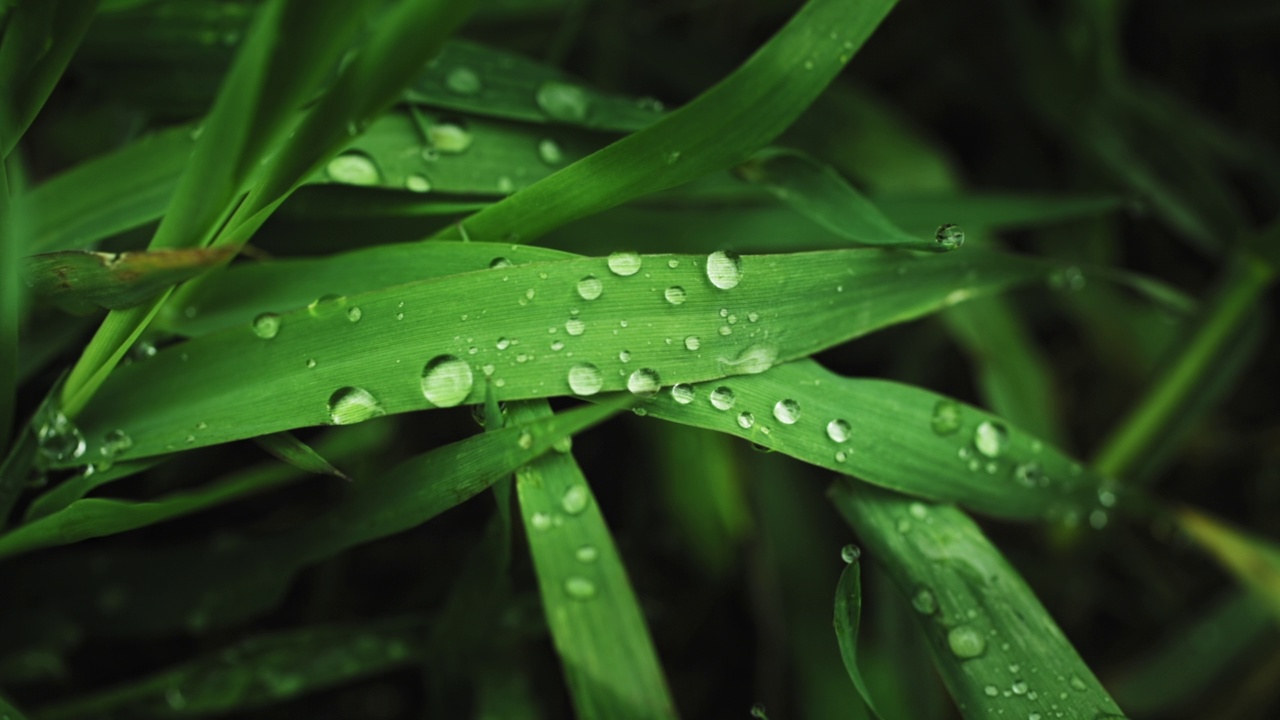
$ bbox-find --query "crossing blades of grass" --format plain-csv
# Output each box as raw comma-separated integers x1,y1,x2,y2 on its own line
252,431,349,480
24,247,235,314
830,480,1127,720
509,401,676,720
1176,507,1280,623
35,617,424,719
0,0,100,157
70,246,1049,464
640,358,1106,521
436,0,900,243
833,553,884,719
23,457,165,521
0,398,624,636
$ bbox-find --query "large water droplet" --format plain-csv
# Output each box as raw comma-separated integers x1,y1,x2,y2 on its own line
421,355,475,407
840,544,860,564
772,399,801,425
671,383,695,404
576,274,603,300
405,174,431,192
427,122,473,153
911,587,938,615
568,363,603,395
826,419,851,443
947,625,987,659
326,152,380,185
563,575,597,600
445,66,482,95
575,545,599,563
973,421,1009,458
719,344,777,376
561,485,590,515
663,286,687,305
538,138,564,165
627,368,661,397
327,387,386,425
607,251,642,277
684,336,700,351
931,399,962,435
706,250,744,289
36,409,86,463
737,412,755,429
536,81,590,121
252,312,280,339
709,386,736,410
935,223,965,250
101,429,133,458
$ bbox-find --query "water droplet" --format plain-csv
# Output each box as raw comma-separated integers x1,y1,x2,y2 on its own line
618,349,631,363
405,173,431,192
496,337,511,350
550,340,565,351
684,336,701,351
750,701,769,719
911,587,937,614
772,399,801,424
671,383,695,404
536,81,590,122
835,450,847,463
35,408,86,463
627,368,661,397
427,122,473,153
709,386,736,410
568,363,604,395
497,175,515,194
1068,675,1087,691
101,429,133,458
346,306,362,322
561,485,590,515
553,435,573,453
327,387,386,425
973,421,1009,458
737,412,755,429
840,544,860,564
420,355,474,408
517,430,534,449
563,575,597,600
719,344,777,375
326,152,380,185
984,685,999,697
664,286,687,305
931,400,961,435
445,66,482,95
538,138,564,165
530,512,552,531
565,318,586,336
706,250,744,289
935,223,965,249
826,419,851,443
718,326,732,336
1014,462,1042,488
575,545,599,563
305,358,317,368
252,312,281,339
947,625,987,659
607,251,642,276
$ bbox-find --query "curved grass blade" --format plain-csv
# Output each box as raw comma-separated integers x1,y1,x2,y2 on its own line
639,358,1106,521
72,247,1050,463
834,554,884,719
1176,507,1280,623
0,0,100,157
738,148,932,251
252,431,349,480
0,399,624,636
436,0,900,243
510,401,676,719
829,480,1127,719
23,457,164,521
36,618,423,719
25,247,235,313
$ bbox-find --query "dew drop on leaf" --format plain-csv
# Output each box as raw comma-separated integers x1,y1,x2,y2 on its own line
564,318,586,336
36,408,86,463
427,122,473,153
405,174,431,192
421,355,475,407
706,250,744,289
934,223,965,249
627,368,661,397
684,336,701,351
931,399,961,435
973,420,1009,458
327,387,386,425
772,399,801,424
561,485,590,515
607,251,642,277
346,306,362,323
326,152,380,185
575,545,599,563
538,138,564,165
664,286,687,305
826,418,851,442
709,386,736,410
444,66,482,95
947,624,987,659
568,363,603,395
671,383,695,404
252,312,280,339
563,575,597,600
911,587,938,615
536,81,590,122
737,412,755,429
840,544,860,564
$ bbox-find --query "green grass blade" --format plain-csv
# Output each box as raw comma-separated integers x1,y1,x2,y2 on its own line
435,0,900,242
252,431,349,480
639,358,1105,520
22,457,163,521
833,554,884,719
0,0,100,157
0,161,19,454
24,247,234,313
873,193,1125,236
1177,507,1280,623
829,480,1127,719
0,691,29,720
71,246,1049,463
510,400,676,719
36,618,423,719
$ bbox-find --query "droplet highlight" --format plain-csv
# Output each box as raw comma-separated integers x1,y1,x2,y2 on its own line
420,355,475,407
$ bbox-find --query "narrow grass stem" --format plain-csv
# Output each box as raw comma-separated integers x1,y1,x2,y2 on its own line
1094,250,1274,479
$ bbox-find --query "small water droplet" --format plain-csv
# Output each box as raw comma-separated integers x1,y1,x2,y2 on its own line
553,435,573,454
252,312,281,339
911,587,937,614
496,337,511,350
947,624,987,659
101,428,133,459
664,286,687,305
530,512,552,531
684,336,701,351
537,138,564,165
497,175,515,194
1014,462,1042,488
405,173,431,192
935,223,965,249
826,418,851,443
346,306,362,322
840,544,860,564
327,387,386,425
627,368,661,397
771,399,800,425
737,412,755,429
575,545,599,563
835,450,847,463
984,685,999,697
561,485,590,515
1069,675,1087,691
663,150,682,164
536,81,590,122
517,430,534,449
305,358,317,369
564,318,586,336
1011,680,1028,695
931,400,961,435
607,251,642,276
706,250,744,289
709,386,736,410
618,349,631,363
568,363,604,395
421,355,474,407
326,152,380,185
427,122,473,153
750,701,769,719
973,421,1009,458
563,575,597,600
671,383,695,405
445,66,482,95
35,408,86,463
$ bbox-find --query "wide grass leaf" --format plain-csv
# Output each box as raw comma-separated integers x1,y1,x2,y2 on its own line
510,401,676,719
830,480,1127,719
71,246,1051,463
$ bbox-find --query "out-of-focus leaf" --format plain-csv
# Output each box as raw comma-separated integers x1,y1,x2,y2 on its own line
834,554,884,719
1177,507,1280,623
24,247,235,314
